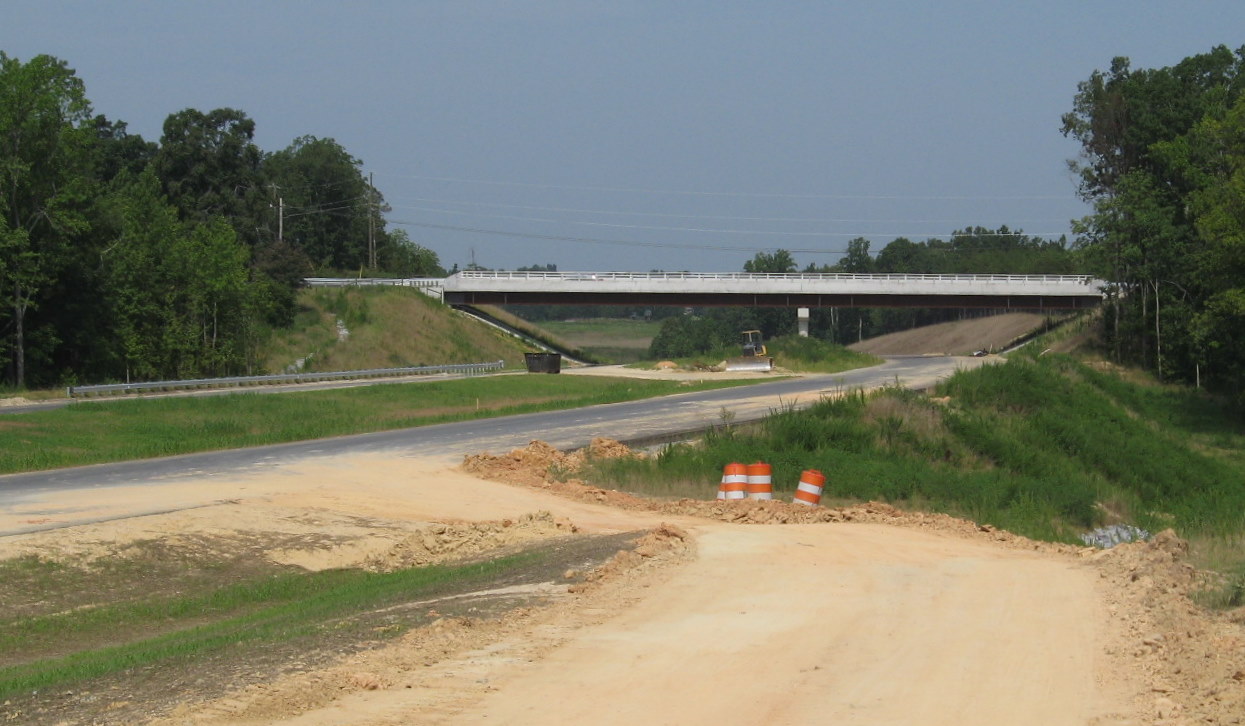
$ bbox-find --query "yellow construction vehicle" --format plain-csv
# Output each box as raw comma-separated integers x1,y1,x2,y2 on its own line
725,329,774,372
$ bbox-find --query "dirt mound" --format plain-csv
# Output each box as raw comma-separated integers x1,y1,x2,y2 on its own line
1089,530,1245,724
462,438,642,489
362,512,577,572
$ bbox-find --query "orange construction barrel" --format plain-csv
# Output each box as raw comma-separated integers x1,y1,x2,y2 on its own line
793,469,826,506
720,462,747,501
745,462,773,500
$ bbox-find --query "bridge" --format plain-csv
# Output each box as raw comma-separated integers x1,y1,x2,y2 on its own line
437,271,1106,311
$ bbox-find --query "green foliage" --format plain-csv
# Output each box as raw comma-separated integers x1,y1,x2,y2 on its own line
743,249,796,273
647,315,733,359
1063,45,1245,398
759,335,880,373
0,51,444,387
103,170,253,379
0,52,94,388
588,355,1245,543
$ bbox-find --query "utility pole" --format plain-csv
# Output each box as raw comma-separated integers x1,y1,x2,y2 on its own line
270,183,284,245
368,172,376,270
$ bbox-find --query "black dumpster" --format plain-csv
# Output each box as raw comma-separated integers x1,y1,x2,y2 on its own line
524,352,562,374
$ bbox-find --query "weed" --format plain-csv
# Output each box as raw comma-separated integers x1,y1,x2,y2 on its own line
587,354,1245,545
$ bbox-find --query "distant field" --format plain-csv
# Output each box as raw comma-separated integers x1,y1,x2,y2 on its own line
541,319,662,363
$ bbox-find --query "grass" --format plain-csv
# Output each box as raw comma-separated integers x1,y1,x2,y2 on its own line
466,305,599,362
0,375,755,475
0,552,538,701
631,335,880,374
541,318,663,364
259,287,534,374
588,351,1245,550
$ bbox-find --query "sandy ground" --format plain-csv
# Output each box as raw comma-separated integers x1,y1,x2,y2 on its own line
6,441,1245,725
849,312,1050,356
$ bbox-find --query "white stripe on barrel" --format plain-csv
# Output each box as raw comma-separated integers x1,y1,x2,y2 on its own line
745,462,772,500
793,469,825,506
721,462,747,500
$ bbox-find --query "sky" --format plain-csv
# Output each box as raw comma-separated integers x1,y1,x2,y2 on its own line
4,1,1243,273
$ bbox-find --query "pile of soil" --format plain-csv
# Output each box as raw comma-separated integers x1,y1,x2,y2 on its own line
361,512,578,572
1090,531,1245,723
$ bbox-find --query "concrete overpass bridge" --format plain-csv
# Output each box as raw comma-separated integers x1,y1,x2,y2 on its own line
438,271,1106,311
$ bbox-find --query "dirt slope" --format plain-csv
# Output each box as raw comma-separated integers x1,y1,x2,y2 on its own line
849,312,1050,356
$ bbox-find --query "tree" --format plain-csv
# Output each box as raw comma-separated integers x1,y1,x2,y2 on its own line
1063,46,1245,387
1185,96,1245,399
264,135,371,270
0,53,93,388
153,108,267,245
104,170,253,380
743,249,796,274
839,237,874,273
382,229,444,277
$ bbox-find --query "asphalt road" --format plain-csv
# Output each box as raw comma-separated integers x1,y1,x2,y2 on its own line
0,356,980,529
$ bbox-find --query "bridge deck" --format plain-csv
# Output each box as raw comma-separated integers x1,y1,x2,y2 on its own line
440,271,1105,310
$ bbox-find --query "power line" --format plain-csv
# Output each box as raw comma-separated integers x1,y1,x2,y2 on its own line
390,204,1066,239
384,195,1073,226
388,220,835,253
374,171,1073,201
388,219,1065,254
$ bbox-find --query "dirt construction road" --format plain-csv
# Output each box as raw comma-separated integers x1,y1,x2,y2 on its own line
446,524,1121,726
7,452,1147,726
15,443,1241,724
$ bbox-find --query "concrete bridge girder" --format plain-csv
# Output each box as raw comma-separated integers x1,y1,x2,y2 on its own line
440,272,1106,311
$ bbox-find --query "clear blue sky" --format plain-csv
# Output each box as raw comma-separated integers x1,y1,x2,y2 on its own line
4,2,1242,272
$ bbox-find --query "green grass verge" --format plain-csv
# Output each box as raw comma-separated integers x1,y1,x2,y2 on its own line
0,375,754,475
0,553,537,700
589,352,1245,546
631,336,880,374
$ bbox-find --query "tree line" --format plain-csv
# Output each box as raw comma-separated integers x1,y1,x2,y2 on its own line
0,52,443,389
1062,44,1245,403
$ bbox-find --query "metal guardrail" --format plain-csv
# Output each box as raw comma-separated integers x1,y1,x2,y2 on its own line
66,360,505,398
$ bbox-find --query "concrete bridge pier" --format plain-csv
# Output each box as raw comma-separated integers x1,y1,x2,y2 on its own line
798,307,810,337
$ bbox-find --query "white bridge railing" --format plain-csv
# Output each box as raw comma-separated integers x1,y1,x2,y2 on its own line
305,277,444,288
454,271,1100,284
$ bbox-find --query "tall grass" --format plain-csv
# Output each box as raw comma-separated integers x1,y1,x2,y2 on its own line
589,354,1245,544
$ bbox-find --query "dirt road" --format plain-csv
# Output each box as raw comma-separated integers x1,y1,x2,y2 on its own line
0,452,1144,725
445,523,1126,726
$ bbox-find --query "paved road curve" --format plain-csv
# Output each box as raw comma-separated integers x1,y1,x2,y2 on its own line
0,356,981,534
